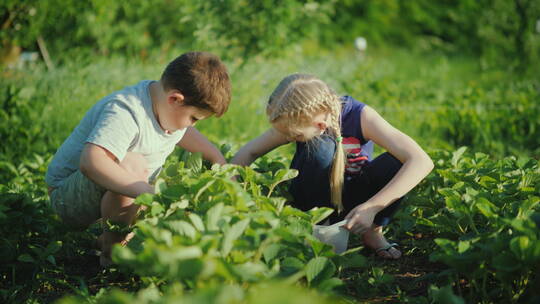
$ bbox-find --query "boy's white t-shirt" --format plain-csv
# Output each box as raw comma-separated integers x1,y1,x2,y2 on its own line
46,80,186,188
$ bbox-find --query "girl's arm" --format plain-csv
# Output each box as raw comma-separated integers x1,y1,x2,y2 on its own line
345,106,434,232
177,127,227,165
231,128,289,166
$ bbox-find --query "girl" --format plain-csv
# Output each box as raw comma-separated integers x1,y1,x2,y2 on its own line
231,74,433,259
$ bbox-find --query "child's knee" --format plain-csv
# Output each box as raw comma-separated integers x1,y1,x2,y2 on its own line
120,152,149,180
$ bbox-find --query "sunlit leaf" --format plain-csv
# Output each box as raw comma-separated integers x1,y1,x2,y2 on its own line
206,203,224,231
135,193,155,206
222,218,250,256
165,220,197,240
188,213,205,232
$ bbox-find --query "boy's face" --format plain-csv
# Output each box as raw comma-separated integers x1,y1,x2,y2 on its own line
161,102,213,132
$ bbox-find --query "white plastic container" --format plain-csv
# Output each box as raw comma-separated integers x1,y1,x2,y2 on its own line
312,220,349,254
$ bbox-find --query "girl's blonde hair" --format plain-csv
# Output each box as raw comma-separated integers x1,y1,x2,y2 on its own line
267,74,346,213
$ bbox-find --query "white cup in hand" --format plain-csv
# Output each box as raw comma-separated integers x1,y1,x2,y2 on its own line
312,220,349,254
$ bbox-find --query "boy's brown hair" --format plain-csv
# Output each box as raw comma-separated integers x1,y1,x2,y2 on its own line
161,52,231,117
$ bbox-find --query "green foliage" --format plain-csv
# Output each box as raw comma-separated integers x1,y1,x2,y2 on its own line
111,151,357,293
0,85,52,162
1,0,333,62
0,166,63,303
406,148,540,302
57,281,339,304
421,80,540,156
2,0,539,67
325,0,540,69
340,50,540,156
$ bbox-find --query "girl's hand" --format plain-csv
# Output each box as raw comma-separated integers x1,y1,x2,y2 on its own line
344,203,380,234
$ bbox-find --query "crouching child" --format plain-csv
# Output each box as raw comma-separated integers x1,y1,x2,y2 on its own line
46,52,232,266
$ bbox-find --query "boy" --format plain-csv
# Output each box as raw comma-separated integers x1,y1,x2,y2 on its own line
45,52,231,266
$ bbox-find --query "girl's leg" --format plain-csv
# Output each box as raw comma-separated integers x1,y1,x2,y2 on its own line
341,152,403,224
289,135,335,212
343,152,404,259
365,152,404,226
99,152,149,267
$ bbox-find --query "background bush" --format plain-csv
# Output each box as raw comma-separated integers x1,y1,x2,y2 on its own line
2,0,539,68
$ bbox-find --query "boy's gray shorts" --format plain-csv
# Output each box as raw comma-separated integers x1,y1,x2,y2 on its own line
49,170,107,230
49,168,161,230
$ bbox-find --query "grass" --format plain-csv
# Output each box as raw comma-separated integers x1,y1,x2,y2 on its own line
6,44,537,161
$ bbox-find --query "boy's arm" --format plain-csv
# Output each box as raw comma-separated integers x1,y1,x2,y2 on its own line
80,143,154,198
177,127,226,165
231,128,289,166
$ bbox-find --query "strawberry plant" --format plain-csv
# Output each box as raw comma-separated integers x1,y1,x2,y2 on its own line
110,151,366,298
409,148,540,302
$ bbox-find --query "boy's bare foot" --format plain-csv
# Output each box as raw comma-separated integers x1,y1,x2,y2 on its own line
94,233,104,250
361,226,401,259
100,254,113,268
99,231,135,268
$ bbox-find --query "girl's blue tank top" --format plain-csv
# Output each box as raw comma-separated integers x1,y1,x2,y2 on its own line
340,96,373,175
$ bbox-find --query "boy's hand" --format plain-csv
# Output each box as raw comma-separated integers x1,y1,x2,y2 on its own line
178,127,226,165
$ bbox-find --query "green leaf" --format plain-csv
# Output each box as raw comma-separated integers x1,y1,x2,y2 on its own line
268,197,286,213
429,285,465,304
240,166,256,184
417,218,437,227
273,169,298,183
186,152,203,173
281,206,311,220
307,207,334,225
510,236,530,260
154,178,167,194
170,246,203,260
45,241,62,255
150,202,165,216
206,203,224,231
317,278,344,292
263,243,283,262
176,259,204,279
475,197,499,219
161,185,184,200
309,237,328,256
451,147,467,167
188,213,205,231
222,218,250,256
17,254,35,263
287,220,311,236
135,193,154,206
305,256,336,284
46,255,56,265
338,253,367,268
478,175,497,187
194,179,216,202
282,257,305,270
267,169,298,197
457,241,470,253
165,220,197,240
233,262,268,282
444,195,465,213
165,163,179,177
